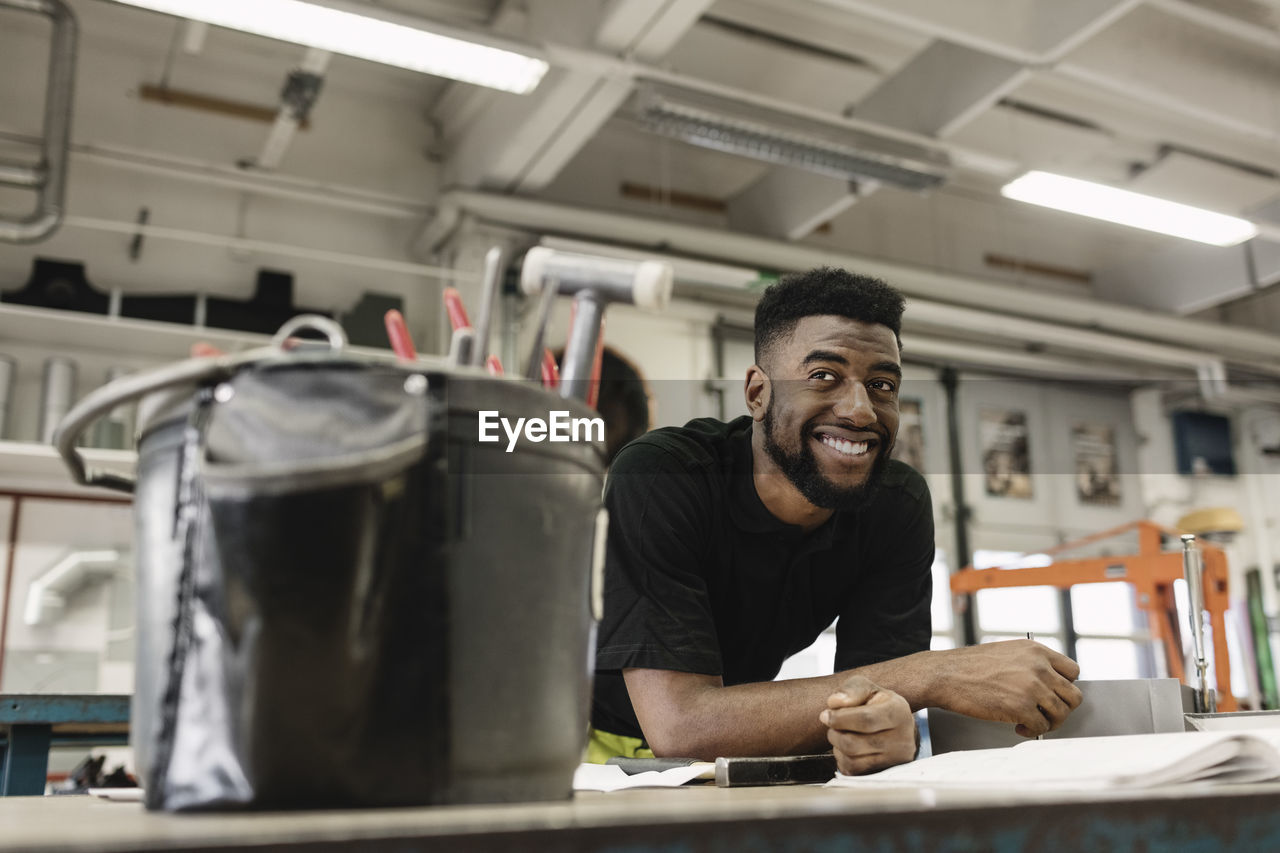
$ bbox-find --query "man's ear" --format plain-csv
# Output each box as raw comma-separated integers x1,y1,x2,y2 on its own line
745,365,770,422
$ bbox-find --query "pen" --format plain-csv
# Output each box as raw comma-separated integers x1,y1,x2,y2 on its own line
1027,632,1042,740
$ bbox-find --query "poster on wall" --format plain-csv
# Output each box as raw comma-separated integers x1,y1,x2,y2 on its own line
893,398,925,474
1073,423,1121,506
980,409,1033,499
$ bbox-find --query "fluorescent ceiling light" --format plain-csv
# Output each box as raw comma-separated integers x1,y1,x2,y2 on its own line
112,0,549,94
1001,170,1257,247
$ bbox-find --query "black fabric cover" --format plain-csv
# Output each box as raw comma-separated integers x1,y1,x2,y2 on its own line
130,359,606,811
119,293,196,324
341,291,404,348
136,362,447,810
2,257,110,313
204,269,331,334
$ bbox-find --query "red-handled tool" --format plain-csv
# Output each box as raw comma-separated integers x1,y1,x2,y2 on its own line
383,309,417,363
191,342,225,358
486,355,504,376
443,287,475,366
540,348,560,389
586,315,606,409
568,301,607,408
443,287,471,332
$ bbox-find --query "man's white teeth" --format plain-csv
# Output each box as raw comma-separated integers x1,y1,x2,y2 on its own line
821,435,869,457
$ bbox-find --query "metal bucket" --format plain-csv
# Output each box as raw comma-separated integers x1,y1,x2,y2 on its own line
55,317,607,810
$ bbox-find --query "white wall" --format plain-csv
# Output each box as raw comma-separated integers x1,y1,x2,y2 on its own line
0,497,134,694
959,377,1145,544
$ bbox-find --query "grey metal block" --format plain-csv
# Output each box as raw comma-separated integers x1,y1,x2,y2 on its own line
927,679,1186,754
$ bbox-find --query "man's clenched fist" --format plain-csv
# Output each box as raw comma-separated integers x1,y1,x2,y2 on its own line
819,675,916,776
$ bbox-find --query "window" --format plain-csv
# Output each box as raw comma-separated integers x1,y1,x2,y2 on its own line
970,550,1059,641
930,549,953,638
966,555,1153,680
1070,582,1138,634
1075,639,1144,679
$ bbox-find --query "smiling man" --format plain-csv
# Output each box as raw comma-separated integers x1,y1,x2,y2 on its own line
589,267,1082,775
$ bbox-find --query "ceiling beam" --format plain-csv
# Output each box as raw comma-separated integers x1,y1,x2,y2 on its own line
441,0,712,193
852,40,1028,138
728,168,864,241
808,0,1143,64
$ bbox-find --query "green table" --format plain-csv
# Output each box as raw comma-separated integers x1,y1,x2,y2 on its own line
0,694,130,796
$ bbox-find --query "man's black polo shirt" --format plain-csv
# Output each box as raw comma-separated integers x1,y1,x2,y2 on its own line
592,415,935,741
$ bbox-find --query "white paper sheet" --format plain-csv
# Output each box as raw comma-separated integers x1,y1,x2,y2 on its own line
826,731,1280,791
87,787,145,802
573,763,713,791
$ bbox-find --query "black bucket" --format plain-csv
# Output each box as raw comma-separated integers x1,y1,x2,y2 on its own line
55,317,606,810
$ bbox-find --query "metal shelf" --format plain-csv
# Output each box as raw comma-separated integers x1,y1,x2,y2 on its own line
0,303,271,360
0,440,134,497
0,303,398,361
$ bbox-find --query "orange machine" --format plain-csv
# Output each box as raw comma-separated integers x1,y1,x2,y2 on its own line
950,520,1236,711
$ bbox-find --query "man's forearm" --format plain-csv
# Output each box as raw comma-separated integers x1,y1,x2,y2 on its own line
626,668,853,759
844,649,943,712
847,640,1085,735
629,641,1081,759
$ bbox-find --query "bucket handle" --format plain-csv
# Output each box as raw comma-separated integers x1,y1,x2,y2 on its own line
54,315,346,493
272,314,347,351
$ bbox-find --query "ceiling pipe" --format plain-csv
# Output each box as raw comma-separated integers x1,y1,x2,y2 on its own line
899,336,1184,382
906,301,1280,403
0,129,431,219
430,193,1280,403
535,234,1263,386
716,314,1184,382
904,301,1279,377
0,161,45,188
1144,0,1280,53
61,213,471,281
426,190,1280,366
0,0,76,243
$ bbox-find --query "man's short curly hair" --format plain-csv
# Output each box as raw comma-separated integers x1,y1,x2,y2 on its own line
753,267,905,367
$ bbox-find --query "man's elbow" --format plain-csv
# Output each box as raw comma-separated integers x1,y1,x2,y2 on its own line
646,732,715,760
625,668,724,759
640,716,718,760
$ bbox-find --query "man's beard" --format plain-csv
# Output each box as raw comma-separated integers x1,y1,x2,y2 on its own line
760,396,891,512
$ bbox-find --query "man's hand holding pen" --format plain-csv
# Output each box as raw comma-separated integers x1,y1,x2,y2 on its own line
929,638,1083,738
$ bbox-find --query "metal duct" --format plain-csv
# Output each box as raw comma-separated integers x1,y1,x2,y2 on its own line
0,0,76,243
23,549,121,626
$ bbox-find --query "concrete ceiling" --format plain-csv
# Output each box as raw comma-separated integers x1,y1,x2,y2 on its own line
2,0,1280,326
